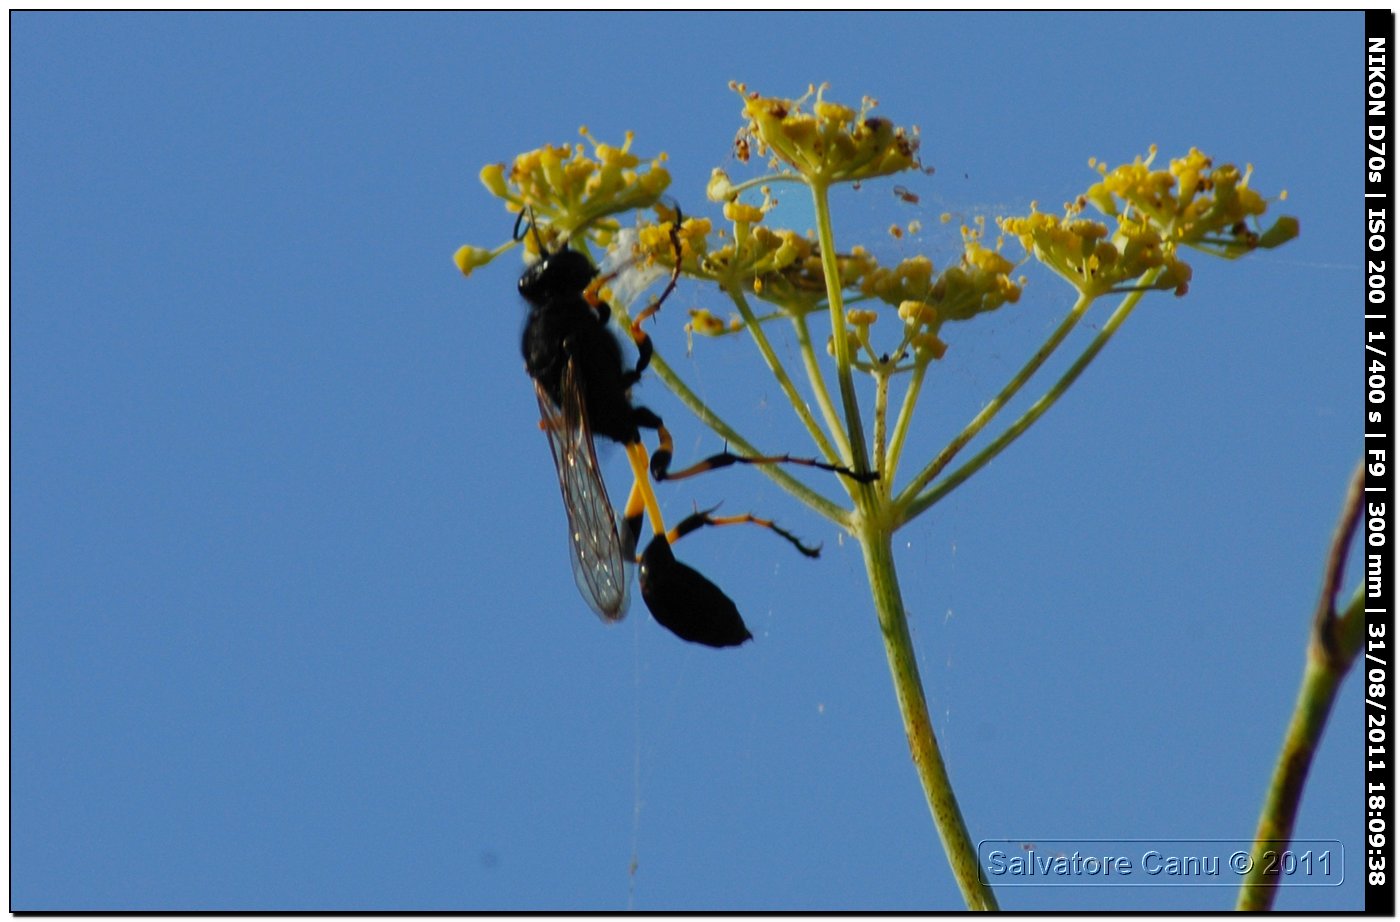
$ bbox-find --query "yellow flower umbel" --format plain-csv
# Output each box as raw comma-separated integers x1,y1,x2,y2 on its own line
734,82,921,187
455,129,672,276
864,234,1021,323
640,186,880,320
1002,147,1296,298
1085,146,1300,259
1000,209,1190,297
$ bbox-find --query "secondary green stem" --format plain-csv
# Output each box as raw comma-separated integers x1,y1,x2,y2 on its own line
1237,461,1367,911
726,284,845,468
896,288,1097,510
901,276,1157,524
1236,586,1363,910
885,359,929,492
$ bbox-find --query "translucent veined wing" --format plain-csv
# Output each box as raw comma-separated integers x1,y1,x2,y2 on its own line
534,358,630,622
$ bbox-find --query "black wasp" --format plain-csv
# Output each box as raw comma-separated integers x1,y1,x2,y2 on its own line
517,210,874,648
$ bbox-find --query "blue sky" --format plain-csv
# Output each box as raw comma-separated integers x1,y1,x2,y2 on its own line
12,11,1365,911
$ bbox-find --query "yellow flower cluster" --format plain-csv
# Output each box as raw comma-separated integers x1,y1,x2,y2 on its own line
634,194,877,322
826,297,949,367
846,232,1020,363
733,82,920,185
863,239,1021,323
896,300,947,361
484,129,670,237
1084,147,1301,259
655,193,1020,366
1000,209,1190,297
455,129,671,278
458,114,1298,385
1003,146,1298,296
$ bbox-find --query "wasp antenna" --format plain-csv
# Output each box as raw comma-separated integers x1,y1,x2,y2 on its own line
513,206,548,255
513,206,539,243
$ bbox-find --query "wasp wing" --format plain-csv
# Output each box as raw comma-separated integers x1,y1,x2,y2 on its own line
534,358,630,622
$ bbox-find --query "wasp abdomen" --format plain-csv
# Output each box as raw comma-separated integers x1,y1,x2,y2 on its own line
638,536,753,648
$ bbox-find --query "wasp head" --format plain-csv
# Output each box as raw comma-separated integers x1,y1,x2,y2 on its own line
518,246,597,308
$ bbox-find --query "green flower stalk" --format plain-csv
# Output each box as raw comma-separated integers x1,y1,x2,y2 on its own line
457,83,1301,910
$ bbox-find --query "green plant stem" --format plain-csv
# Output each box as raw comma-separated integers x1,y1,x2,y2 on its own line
805,176,995,908
792,310,854,464
810,180,872,478
725,172,806,198
885,359,928,492
872,368,890,477
858,523,999,911
1237,462,1367,911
